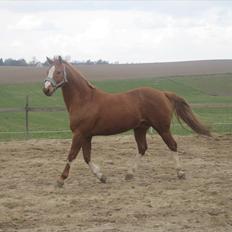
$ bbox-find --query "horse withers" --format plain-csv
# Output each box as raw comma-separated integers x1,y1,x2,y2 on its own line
43,56,211,187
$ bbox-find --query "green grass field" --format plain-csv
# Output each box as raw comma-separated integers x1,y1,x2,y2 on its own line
0,73,232,140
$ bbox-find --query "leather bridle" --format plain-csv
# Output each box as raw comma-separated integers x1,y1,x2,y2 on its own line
44,65,68,89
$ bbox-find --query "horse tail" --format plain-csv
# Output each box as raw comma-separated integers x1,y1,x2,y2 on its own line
165,92,211,136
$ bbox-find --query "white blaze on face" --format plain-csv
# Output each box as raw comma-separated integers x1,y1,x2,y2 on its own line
48,65,55,78
44,65,55,89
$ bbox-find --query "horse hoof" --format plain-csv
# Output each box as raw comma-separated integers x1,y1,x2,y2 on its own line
57,178,64,187
100,175,107,183
177,170,186,179
125,173,134,181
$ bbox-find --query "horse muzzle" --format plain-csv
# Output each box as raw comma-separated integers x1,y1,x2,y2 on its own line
43,86,54,96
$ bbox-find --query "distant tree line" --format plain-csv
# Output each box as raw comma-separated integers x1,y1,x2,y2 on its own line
0,58,28,66
73,59,109,65
0,58,40,66
0,57,111,66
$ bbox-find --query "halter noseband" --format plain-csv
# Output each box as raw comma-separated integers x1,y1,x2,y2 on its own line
44,65,68,89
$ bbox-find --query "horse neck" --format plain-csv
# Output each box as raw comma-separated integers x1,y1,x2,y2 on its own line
61,65,94,111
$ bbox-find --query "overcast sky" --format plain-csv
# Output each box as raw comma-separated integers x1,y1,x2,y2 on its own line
1,0,232,63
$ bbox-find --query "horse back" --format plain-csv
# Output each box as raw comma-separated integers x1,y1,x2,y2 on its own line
91,87,173,135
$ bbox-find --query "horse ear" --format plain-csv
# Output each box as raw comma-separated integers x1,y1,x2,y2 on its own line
58,56,63,64
46,57,54,65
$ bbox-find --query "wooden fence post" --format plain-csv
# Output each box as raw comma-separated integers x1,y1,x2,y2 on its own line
25,95,29,139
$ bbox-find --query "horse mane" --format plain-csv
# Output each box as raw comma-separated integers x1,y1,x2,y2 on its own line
63,61,95,89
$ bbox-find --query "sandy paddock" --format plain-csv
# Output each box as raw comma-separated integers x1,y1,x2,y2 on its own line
0,134,231,232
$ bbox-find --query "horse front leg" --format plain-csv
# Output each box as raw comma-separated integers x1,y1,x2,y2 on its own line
57,132,83,187
125,127,148,180
82,137,107,183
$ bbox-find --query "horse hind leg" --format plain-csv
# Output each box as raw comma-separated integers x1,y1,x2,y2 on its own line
159,130,185,179
125,127,148,180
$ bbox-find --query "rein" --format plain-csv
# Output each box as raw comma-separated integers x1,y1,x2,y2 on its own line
44,65,68,89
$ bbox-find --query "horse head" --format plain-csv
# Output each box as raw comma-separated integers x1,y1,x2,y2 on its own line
43,56,68,96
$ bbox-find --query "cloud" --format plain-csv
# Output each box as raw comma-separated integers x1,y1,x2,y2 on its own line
0,2,232,63
10,41,23,48
9,14,59,31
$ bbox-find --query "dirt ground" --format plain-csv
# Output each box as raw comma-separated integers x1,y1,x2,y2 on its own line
0,134,231,232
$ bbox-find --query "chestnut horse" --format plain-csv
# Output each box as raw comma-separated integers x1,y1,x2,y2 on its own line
43,56,210,187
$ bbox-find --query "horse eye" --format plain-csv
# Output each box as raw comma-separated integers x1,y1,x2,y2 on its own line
57,71,61,75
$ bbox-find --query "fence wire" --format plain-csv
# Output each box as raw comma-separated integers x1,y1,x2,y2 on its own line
0,101,232,140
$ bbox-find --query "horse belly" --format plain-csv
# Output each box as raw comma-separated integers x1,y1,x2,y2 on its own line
93,110,140,135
